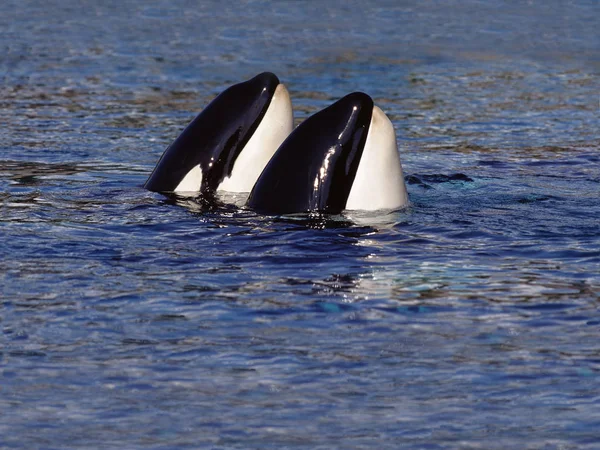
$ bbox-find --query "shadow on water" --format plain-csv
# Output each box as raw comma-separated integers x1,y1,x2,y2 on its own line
406,172,475,190
1,160,83,185
156,170,481,231
161,191,383,232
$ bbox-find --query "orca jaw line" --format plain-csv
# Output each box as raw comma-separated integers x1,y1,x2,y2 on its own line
218,83,293,192
144,72,288,197
246,92,373,215
345,106,408,211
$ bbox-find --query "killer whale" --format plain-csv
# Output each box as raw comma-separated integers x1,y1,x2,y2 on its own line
145,72,293,194
247,92,408,214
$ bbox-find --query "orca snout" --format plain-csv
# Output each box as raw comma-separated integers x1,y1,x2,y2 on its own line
144,72,293,195
145,74,408,215
345,105,408,211
218,82,292,192
247,92,408,214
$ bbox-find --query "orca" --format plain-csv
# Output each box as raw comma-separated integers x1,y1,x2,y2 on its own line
145,72,293,194
247,92,408,214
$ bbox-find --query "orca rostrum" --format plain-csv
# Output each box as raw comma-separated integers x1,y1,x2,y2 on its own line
145,72,293,195
247,92,408,214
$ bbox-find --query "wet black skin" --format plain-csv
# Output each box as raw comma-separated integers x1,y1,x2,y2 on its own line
247,92,373,214
144,72,280,193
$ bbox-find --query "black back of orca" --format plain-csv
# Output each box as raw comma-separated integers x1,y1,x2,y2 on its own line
144,72,279,193
247,92,373,214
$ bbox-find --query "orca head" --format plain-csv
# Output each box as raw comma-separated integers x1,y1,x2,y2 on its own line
247,92,408,214
144,72,293,195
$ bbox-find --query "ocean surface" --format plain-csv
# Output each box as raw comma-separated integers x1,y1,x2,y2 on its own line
1,1,599,448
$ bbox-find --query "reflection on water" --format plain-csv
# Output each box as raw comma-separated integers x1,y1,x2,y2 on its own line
2,0,600,448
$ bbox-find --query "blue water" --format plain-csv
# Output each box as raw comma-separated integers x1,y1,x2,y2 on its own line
2,1,600,448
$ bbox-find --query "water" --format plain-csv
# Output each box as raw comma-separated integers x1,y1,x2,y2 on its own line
1,0,600,448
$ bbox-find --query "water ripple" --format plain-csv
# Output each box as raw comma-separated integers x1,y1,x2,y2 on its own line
2,0,600,448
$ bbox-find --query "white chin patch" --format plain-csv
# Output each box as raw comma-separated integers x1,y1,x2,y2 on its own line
174,164,203,195
345,106,409,211
218,83,293,192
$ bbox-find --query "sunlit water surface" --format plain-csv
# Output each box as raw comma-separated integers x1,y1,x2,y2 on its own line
1,1,600,448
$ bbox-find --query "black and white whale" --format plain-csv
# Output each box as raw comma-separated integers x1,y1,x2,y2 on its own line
145,72,293,194
247,92,408,214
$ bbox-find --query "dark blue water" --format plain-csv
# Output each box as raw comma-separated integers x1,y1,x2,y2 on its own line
2,1,600,448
